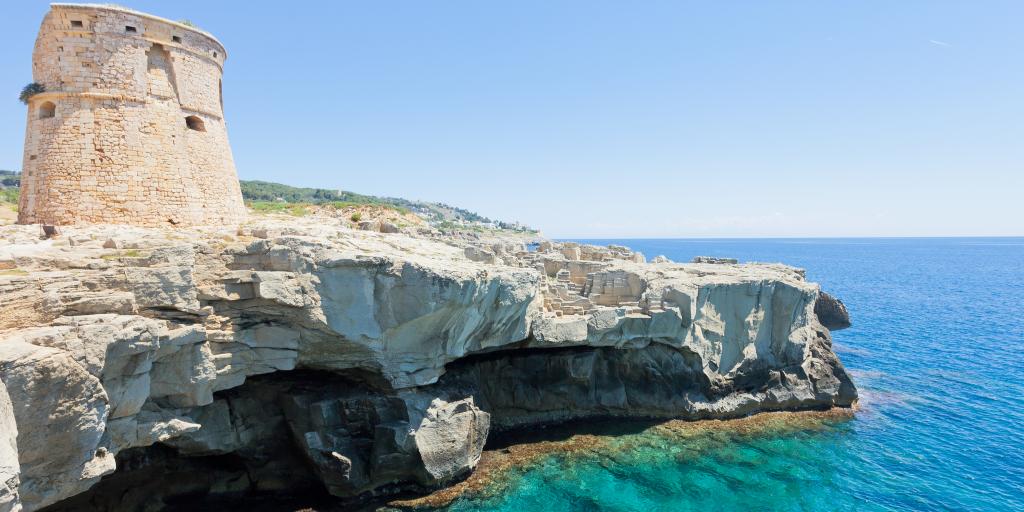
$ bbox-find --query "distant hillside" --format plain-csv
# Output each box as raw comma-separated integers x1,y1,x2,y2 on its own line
0,171,18,188
240,180,534,232
0,175,534,233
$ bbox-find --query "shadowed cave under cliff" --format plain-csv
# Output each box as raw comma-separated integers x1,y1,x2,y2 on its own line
40,338,853,511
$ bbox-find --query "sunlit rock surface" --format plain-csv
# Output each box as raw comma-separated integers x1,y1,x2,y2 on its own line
0,218,855,510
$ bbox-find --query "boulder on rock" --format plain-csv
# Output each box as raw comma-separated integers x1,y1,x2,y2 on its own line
815,291,852,330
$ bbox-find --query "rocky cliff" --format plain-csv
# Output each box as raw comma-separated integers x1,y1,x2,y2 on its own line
0,218,856,511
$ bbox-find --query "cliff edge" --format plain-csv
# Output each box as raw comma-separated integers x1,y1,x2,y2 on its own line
0,218,856,511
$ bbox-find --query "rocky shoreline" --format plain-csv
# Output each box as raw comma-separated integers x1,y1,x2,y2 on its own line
0,216,855,511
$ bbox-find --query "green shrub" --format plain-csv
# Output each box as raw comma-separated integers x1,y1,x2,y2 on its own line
0,188,18,204
350,212,362,223
19,83,45,104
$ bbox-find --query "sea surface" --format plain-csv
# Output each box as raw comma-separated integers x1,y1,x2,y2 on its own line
437,238,1024,512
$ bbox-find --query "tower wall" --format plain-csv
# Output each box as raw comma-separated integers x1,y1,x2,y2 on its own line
18,3,246,227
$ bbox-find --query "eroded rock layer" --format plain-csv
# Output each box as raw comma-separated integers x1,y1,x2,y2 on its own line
0,218,855,511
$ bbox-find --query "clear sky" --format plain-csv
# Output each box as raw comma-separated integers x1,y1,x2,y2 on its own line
2,1,1022,238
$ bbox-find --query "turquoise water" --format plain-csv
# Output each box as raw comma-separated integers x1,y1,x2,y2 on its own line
441,238,1024,511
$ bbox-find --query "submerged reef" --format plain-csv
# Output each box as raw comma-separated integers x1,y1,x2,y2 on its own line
395,408,857,510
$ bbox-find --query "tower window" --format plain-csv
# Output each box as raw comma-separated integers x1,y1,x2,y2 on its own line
39,102,56,119
213,51,218,58
125,25,137,33
172,35,181,43
185,115,205,132
70,20,83,28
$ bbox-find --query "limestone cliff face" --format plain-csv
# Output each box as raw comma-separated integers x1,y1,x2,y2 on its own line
0,219,855,511
0,380,19,512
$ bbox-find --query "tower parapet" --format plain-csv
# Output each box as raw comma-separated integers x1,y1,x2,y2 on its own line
18,3,246,227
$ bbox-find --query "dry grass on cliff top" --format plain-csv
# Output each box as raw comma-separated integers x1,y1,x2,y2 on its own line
247,200,424,228
0,207,15,226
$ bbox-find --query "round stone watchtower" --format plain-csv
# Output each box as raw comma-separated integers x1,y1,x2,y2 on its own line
18,3,246,227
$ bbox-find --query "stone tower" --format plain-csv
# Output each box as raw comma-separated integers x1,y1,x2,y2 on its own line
18,3,246,227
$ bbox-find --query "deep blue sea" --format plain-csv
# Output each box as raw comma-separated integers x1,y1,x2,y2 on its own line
440,238,1024,512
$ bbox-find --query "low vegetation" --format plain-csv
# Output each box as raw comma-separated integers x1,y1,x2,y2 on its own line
246,201,310,217
324,201,409,215
0,188,17,205
240,180,533,232
1,172,19,213
436,220,538,236
19,83,45,104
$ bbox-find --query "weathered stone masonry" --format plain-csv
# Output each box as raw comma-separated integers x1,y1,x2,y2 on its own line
18,3,246,227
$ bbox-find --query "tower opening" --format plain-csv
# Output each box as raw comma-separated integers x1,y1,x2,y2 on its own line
185,115,205,132
38,101,56,119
